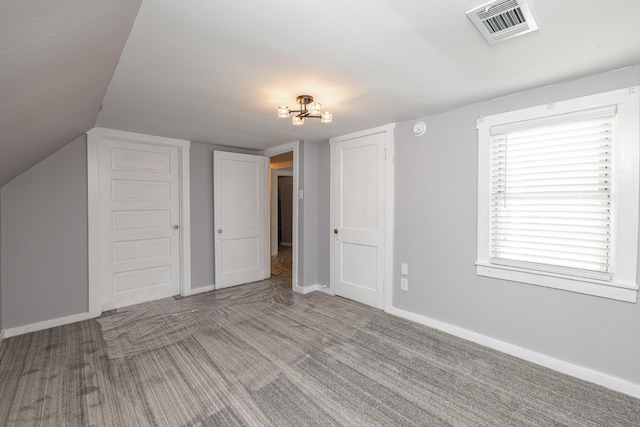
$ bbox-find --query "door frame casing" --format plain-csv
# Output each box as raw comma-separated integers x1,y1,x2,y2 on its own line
87,127,192,316
328,124,395,311
264,141,300,291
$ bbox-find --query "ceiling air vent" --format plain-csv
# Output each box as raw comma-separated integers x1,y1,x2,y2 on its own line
466,0,538,44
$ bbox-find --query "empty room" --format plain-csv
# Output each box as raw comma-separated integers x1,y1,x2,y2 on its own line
1,0,639,425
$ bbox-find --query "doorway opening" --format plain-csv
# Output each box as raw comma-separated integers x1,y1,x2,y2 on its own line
264,141,300,292
269,151,293,283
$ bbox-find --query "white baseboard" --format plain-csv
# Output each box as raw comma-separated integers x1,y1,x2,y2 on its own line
294,284,322,294
183,284,215,296
387,305,640,399
3,311,99,338
316,285,334,295
188,284,320,296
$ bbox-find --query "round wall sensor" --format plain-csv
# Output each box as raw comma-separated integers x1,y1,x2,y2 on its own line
412,121,426,136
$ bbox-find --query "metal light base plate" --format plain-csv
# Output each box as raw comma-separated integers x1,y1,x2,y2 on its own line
296,95,314,105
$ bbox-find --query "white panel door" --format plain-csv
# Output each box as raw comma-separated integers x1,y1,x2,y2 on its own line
99,140,181,309
214,151,269,289
332,132,386,308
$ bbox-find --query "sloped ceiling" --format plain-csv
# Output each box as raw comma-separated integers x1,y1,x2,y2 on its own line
96,0,640,149
3,0,640,187
0,0,141,187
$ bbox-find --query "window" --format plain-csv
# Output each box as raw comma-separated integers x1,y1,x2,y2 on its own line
477,88,640,302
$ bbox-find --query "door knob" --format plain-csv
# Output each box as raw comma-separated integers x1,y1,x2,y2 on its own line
173,225,179,230
334,228,339,234
218,229,223,233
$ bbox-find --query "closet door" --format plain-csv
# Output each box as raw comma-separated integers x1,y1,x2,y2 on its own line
331,131,386,309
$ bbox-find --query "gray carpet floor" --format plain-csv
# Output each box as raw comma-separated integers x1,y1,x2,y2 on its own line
0,277,638,426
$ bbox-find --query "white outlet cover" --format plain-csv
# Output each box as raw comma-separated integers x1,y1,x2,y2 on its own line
400,277,408,291
401,263,409,275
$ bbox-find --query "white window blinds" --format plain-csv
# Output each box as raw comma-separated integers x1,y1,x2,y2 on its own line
490,106,616,281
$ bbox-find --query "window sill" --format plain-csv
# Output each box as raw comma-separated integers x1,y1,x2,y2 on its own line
476,262,638,303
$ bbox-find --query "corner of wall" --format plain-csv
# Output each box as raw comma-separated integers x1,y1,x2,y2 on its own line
297,141,305,287
315,140,331,287
301,141,318,286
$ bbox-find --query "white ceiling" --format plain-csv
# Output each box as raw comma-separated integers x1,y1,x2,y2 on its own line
3,0,640,186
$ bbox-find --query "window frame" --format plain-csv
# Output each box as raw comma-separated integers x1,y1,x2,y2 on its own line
476,87,640,302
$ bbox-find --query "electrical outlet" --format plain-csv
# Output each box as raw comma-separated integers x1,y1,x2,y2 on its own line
400,278,408,291
401,263,408,275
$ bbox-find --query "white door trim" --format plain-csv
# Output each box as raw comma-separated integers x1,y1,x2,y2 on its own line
264,141,300,291
329,124,395,311
87,127,191,316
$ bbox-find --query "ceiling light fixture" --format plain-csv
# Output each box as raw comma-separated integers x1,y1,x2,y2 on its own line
278,95,332,125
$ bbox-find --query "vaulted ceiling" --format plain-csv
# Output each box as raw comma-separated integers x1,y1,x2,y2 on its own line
0,0,141,187
2,0,640,187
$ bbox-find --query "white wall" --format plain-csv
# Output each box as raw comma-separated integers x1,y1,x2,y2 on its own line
392,65,640,384
1,135,88,329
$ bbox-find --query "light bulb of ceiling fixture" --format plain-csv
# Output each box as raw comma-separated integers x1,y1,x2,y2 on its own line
308,102,322,115
278,106,290,118
292,116,304,126
320,111,332,123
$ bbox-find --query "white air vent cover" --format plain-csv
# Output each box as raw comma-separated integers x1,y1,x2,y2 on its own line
466,0,538,44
